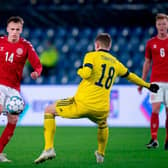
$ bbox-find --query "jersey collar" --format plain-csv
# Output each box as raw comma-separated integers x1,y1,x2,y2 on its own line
98,49,109,52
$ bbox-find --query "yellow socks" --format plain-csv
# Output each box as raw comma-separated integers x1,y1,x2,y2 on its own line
44,113,56,150
97,124,109,156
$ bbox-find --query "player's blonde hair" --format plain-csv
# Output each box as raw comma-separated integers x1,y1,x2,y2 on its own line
156,13,168,21
95,33,112,49
7,16,24,25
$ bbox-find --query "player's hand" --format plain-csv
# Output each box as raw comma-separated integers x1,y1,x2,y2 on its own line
149,83,159,93
31,71,39,80
137,86,143,94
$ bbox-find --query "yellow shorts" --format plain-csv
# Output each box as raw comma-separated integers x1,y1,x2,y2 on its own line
56,97,108,124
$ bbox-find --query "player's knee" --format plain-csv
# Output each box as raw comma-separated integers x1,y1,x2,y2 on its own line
152,103,161,113
44,106,49,113
7,114,18,124
44,104,52,113
44,112,55,120
44,103,56,115
98,120,107,129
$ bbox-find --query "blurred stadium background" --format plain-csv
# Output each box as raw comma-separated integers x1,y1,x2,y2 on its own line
0,1,168,167
1,0,168,85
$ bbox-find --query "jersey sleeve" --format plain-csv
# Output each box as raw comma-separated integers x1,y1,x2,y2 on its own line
77,53,93,79
83,53,94,65
27,42,42,76
117,61,129,77
145,41,152,59
126,72,150,88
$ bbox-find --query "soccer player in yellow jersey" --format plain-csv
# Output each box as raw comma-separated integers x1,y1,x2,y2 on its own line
34,33,159,164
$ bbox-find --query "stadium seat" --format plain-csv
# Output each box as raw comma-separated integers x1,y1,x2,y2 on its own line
19,26,154,85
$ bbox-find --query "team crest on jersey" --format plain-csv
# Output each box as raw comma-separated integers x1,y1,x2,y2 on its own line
153,44,157,48
16,48,23,55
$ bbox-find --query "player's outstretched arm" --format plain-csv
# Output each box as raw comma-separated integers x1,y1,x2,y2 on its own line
126,72,159,93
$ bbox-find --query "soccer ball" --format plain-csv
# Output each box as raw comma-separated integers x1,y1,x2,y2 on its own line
6,96,24,114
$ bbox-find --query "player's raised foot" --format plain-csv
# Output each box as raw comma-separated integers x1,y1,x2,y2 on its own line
146,139,159,149
0,153,11,162
164,141,168,150
34,148,56,164
94,151,104,163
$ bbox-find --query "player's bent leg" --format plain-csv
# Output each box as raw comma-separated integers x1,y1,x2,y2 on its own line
45,102,57,115
97,120,109,155
44,112,56,150
34,103,56,164
35,98,79,164
55,97,79,118
44,103,56,151
95,120,108,163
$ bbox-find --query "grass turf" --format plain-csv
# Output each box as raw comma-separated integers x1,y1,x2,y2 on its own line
0,126,168,168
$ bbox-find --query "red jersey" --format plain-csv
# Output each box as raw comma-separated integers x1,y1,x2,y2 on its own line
145,36,168,82
0,36,42,91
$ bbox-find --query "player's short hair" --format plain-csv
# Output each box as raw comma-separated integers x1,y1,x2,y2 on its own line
7,16,24,25
95,33,112,48
156,13,168,21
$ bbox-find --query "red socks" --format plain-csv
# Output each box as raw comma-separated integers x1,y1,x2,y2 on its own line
150,113,159,140
0,123,16,153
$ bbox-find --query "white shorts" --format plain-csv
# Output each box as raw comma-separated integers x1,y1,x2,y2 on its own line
0,84,22,111
150,82,168,107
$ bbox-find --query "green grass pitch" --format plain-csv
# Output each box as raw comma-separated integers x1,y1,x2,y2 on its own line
0,126,168,168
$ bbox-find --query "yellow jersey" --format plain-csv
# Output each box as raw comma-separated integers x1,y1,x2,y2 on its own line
74,50,128,112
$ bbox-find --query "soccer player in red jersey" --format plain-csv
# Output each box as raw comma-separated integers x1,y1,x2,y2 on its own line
138,13,168,150
0,16,42,162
